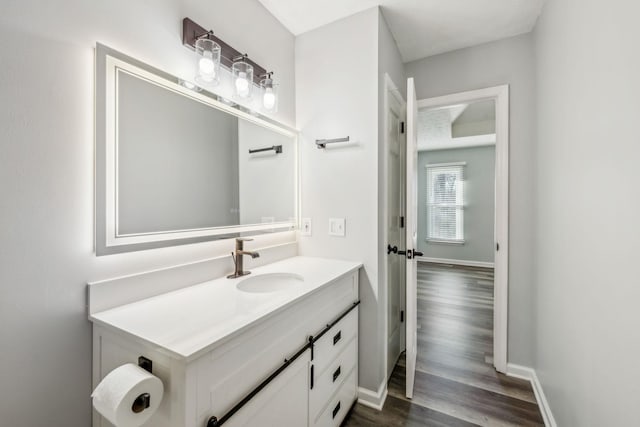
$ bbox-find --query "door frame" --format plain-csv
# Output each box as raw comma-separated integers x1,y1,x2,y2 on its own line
416,85,510,373
382,73,407,382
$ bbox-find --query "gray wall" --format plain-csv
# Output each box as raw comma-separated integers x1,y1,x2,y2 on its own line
534,0,640,424
0,1,296,426
406,33,536,366
417,146,495,263
118,71,239,233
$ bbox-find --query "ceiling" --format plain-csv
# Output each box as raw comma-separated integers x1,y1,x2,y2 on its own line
258,0,545,62
418,100,496,151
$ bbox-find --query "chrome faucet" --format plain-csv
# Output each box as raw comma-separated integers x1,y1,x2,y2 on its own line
227,238,260,278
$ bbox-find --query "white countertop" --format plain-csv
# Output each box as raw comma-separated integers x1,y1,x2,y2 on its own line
90,256,361,361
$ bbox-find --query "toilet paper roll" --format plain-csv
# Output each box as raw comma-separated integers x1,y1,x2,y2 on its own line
92,363,164,427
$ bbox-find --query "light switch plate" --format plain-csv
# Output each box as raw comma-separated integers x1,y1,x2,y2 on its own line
329,218,346,237
301,218,312,236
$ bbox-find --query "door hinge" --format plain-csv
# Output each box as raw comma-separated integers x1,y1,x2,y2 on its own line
400,216,405,228
496,242,500,251
400,310,404,323
400,122,405,134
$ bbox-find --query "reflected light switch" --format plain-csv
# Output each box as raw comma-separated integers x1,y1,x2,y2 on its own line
301,218,312,236
329,218,346,237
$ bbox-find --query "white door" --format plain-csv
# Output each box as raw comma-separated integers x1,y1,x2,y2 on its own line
405,77,419,399
386,86,405,380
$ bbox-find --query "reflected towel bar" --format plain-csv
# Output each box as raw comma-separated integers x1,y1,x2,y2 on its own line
315,136,349,149
248,145,282,154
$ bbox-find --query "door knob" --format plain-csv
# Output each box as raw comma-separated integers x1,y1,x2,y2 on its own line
387,244,398,254
406,249,422,259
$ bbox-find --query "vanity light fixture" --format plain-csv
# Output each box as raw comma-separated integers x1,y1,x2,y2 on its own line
260,72,278,112
182,18,269,93
232,55,253,99
194,34,221,86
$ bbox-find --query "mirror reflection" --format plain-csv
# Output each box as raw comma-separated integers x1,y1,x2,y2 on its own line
96,45,297,255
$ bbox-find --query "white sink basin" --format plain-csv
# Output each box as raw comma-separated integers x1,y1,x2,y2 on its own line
236,273,304,294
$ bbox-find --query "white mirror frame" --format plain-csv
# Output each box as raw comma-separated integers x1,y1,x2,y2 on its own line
96,44,298,254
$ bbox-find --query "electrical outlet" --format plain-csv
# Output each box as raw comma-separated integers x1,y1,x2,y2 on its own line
301,218,312,236
329,218,346,237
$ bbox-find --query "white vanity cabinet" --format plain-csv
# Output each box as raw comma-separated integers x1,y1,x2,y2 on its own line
90,257,361,427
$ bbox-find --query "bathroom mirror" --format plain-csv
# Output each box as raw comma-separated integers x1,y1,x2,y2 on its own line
95,44,297,255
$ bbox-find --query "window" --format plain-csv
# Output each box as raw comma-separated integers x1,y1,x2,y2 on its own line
426,162,465,243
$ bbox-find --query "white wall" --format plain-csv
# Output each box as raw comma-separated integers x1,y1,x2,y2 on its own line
0,1,295,426
534,0,640,424
296,7,385,392
405,34,537,366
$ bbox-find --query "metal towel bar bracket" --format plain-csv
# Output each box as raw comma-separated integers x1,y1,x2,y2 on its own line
248,145,282,154
315,136,349,149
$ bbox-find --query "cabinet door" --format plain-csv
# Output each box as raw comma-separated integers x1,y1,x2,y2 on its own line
223,353,310,427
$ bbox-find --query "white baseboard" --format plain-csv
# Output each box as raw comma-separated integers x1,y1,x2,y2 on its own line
416,256,494,269
357,381,388,411
507,364,557,427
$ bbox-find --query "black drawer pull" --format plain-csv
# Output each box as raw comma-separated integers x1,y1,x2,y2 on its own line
310,364,314,390
333,330,342,345
332,366,341,382
332,401,341,419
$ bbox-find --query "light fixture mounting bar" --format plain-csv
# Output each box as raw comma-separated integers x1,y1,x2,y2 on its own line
182,18,266,85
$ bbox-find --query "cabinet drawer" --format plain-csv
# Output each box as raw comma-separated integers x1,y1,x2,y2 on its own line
313,369,357,427
310,338,357,420
313,307,358,374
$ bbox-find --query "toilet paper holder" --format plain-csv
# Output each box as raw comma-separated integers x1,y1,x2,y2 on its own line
131,356,153,413
131,393,151,413
138,356,153,373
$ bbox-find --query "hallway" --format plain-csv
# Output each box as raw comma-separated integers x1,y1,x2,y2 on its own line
343,262,544,426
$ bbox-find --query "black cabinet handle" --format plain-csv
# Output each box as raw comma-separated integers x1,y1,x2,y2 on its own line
333,331,341,345
332,401,341,419
413,250,423,257
310,364,314,390
332,366,341,383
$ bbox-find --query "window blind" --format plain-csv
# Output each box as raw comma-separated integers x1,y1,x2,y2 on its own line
426,163,465,242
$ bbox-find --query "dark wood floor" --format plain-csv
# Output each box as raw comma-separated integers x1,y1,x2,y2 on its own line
343,262,544,426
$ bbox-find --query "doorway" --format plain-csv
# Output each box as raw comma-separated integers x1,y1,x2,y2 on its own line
383,83,510,395
416,86,509,373
353,84,541,425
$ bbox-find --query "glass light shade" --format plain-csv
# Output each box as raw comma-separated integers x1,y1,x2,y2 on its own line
232,60,253,99
194,38,220,86
260,77,278,112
